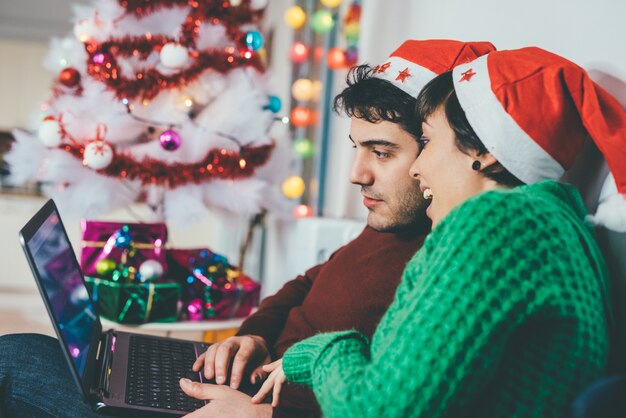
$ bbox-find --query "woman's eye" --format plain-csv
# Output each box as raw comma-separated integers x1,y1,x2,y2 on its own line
417,137,429,152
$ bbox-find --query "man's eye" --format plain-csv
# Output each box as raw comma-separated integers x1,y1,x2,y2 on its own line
373,150,390,158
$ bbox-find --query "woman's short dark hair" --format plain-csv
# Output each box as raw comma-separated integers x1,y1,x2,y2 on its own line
333,64,421,138
416,71,524,187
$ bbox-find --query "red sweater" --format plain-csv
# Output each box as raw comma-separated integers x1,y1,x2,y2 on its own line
237,223,429,417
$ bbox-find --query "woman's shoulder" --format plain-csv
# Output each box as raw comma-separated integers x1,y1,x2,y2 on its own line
433,181,586,240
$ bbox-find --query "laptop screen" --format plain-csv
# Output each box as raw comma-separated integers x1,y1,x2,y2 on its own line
25,208,98,376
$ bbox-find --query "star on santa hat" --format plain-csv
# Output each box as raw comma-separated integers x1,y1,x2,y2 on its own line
459,68,476,82
396,67,411,82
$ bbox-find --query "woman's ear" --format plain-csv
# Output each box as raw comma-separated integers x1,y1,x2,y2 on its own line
475,151,498,170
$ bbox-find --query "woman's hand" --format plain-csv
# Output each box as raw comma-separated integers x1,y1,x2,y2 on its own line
250,359,286,407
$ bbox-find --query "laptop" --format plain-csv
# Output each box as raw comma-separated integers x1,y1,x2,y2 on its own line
19,199,217,417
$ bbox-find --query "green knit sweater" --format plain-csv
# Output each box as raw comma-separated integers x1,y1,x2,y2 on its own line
282,181,610,418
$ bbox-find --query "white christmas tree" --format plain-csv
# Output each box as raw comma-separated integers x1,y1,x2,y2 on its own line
6,0,292,223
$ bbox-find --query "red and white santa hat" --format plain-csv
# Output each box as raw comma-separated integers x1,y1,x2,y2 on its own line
452,46,626,231
372,39,496,97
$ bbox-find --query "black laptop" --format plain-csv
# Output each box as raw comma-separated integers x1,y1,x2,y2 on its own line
19,199,212,417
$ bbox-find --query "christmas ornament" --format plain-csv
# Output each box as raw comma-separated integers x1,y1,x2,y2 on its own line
92,52,111,66
294,204,313,218
160,43,189,68
187,298,204,321
38,119,63,147
263,95,281,113
345,46,359,65
159,129,182,151
83,141,114,170
245,31,264,51
114,225,133,249
282,176,305,199
138,259,164,282
321,0,343,7
58,68,81,88
344,22,360,42
311,10,334,34
291,79,314,101
327,48,346,69
96,258,117,277
290,106,312,127
294,138,314,158
229,0,242,5
284,6,306,29
289,42,309,64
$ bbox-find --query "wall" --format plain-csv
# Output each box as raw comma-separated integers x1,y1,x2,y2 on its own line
323,0,626,220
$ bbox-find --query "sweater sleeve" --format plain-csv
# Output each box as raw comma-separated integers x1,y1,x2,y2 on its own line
237,234,357,349
282,192,568,418
236,263,321,348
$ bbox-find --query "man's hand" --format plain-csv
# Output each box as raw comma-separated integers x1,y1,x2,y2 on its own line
180,379,272,418
192,335,271,389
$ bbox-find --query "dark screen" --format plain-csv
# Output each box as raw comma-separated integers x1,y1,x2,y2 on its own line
26,211,97,375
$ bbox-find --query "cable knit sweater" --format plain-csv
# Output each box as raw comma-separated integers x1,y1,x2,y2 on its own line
282,181,611,418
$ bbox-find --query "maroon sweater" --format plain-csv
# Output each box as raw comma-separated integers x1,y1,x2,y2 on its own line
237,223,429,417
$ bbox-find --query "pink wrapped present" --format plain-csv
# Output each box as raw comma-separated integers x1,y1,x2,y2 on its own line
167,248,260,320
80,220,167,278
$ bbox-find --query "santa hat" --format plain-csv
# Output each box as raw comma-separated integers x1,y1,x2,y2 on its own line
452,47,626,232
372,39,496,97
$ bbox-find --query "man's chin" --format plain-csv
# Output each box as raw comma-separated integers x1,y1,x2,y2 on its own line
366,213,396,232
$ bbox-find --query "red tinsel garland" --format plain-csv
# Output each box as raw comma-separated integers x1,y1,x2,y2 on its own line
84,0,265,100
119,0,263,29
63,142,274,187
87,40,264,100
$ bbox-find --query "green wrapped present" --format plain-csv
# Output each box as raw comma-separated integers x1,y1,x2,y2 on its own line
85,277,181,324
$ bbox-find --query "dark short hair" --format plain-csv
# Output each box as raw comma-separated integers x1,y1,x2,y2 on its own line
416,71,524,187
333,64,421,138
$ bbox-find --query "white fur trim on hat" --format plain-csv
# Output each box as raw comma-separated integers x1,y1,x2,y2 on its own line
587,173,626,232
452,55,564,184
372,56,436,98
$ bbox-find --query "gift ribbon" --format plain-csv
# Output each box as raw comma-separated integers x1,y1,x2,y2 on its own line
116,282,156,322
82,240,164,265
82,241,163,249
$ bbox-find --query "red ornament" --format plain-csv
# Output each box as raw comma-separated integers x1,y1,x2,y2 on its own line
327,48,346,70
290,107,311,127
289,42,309,64
59,68,81,87
294,204,313,218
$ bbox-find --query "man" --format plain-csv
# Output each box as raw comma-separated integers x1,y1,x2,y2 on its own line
0,40,494,418
179,40,496,418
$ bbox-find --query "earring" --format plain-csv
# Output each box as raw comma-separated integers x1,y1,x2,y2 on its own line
472,160,481,171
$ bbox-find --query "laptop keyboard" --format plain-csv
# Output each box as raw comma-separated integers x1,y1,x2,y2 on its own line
126,336,206,411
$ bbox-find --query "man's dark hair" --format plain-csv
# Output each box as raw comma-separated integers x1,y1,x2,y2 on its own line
333,64,421,138
416,71,524,187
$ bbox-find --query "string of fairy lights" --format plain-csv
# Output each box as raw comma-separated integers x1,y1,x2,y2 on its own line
281,0,362,218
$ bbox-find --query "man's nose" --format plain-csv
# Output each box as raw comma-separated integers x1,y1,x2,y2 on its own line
349,154,373,185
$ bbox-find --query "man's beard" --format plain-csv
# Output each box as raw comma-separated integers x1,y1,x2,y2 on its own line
364,187,428,232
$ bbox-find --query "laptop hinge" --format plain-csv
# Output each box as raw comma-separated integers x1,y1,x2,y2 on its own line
90,330,115,398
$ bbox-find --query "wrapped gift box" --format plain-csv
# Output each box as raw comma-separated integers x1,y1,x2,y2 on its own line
85,277,180,324
167,248,260,320
80,220,167,278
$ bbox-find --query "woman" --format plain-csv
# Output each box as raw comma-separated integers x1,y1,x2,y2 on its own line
195,47,624,417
